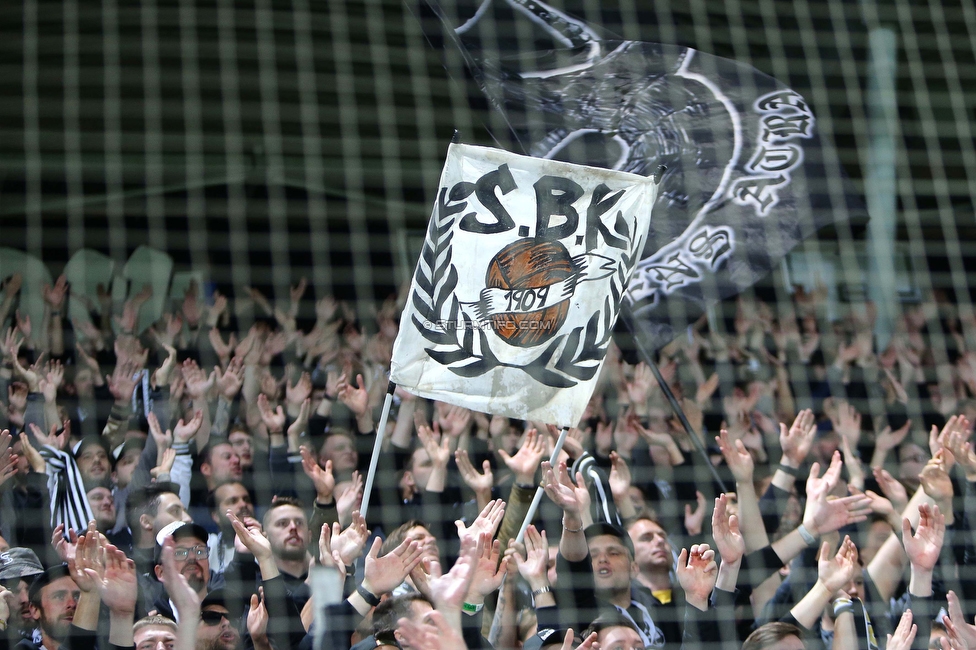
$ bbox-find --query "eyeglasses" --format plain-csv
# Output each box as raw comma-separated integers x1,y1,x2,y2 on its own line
172,545,209,561
200,610,230,626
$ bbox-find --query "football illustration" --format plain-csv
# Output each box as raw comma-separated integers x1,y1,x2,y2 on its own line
485,238,578,347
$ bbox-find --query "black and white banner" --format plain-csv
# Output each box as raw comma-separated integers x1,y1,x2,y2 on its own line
424,0,864,350
391,143,655,427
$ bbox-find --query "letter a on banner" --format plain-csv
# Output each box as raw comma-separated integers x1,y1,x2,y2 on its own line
391,143,655,428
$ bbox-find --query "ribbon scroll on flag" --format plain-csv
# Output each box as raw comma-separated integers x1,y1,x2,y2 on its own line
391,143,655,427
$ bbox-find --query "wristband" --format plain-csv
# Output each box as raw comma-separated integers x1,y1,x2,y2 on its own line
796,524,817,546
462,602,484,614
532,586,551,597
356,583,381,607
562,517,584,533
778,463,804,478
832,597,854,617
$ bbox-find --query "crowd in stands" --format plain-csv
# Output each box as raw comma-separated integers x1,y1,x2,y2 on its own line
0,267,974,650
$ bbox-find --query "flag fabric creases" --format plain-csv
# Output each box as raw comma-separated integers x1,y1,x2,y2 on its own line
391,142,655,427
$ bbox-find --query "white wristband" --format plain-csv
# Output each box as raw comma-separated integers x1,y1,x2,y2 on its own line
797,524,817,546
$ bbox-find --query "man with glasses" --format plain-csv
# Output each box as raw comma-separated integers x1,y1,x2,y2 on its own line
149,521,215,621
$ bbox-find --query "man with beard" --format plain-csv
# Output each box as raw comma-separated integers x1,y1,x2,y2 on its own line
23,565,80,650
196,589,241,650
151,521,214,621
74,437,112,486
0,548,43,644
261,497,310,596
207,480,255,574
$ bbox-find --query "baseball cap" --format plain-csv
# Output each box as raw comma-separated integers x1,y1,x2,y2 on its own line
154,521,210,563
0,548,44,581
584,522,635,558
73,436,114,465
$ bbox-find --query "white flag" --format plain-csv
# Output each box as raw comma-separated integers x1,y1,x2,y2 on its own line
391,143,656,427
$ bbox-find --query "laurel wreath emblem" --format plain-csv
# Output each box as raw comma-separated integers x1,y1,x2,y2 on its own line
411,187,645,388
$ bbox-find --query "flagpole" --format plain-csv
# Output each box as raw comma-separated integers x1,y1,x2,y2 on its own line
620,306,729,494
360,381,396,520
515,425,569,543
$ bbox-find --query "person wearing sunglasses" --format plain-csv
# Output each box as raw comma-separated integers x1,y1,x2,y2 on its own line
196,588,241,650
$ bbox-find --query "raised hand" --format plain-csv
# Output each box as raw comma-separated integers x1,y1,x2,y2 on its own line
684,491,707,536
560,630,600,650
542,461,582,515
214,357,244,400
336,471,364,527
874,421,912,458
153,342,178,387
873,467,909,514
676,544,717,610
426,533,481,613
173,410,204,445
455,498,505,544
38,361,64,404
465,538,507,600
257,393,286,434
288,397,311,441
30,421,68,451
886,610,917,650
716,429,753,483
625,362,654,408
455,448,494,497
417,423,451,469
286,372,313,410
106,359,140,402
832,403,862,451
817,536,858,596
781,408,817,468
92,545,138,614
315,522,344,577
331,511,368,567
18,432,45,473
946,428,976,481
436,403,472,439
69,522,102,594
944,590,976,650
150,448,176,480
247,587,270,648
301,446,335,503
209,328,234,364
336,373,369,417
608,451,632,501
229,511,272,562
903,503,945,573
361,535,425,597
147,412,173,452
802,451,872,536
919,451,955,504
711,493,745,566
510,525,550,590
498,428,544,484
181,359,215,400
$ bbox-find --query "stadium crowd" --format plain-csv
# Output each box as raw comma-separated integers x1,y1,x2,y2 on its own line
0,268,973,650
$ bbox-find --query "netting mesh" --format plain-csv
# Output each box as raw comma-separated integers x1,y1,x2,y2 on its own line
2,0,976,648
